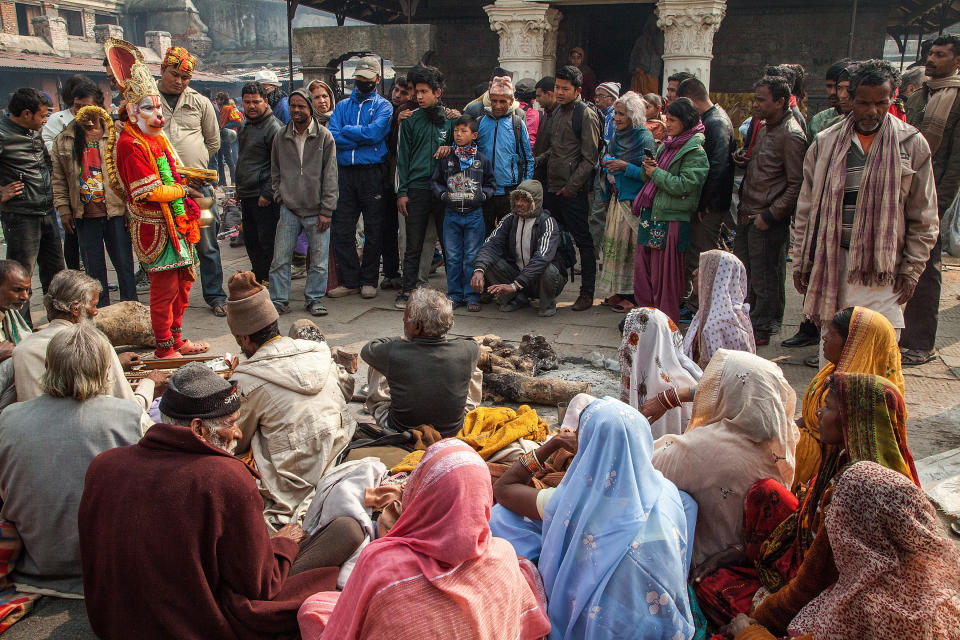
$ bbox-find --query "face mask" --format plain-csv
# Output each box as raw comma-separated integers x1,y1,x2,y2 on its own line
355,80,376,94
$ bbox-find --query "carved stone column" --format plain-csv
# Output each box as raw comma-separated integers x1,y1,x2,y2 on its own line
484,0,562,81
656,0,726,90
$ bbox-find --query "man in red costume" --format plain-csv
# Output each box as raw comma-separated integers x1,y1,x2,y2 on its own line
105,38,209,358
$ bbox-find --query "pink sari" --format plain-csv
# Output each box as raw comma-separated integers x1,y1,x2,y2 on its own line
298,440,550,640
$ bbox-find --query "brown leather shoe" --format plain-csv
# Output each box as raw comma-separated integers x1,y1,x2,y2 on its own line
571,294,594,311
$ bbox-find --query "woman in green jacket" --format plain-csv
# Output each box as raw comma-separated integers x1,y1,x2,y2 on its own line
632,97,708,322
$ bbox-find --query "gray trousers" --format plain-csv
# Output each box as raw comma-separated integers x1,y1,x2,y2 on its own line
484,257,567,307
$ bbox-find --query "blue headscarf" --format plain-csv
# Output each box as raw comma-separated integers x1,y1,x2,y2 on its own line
538,397,694,640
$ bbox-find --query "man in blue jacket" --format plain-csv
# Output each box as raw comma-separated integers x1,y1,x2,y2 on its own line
327,57,394,299
477,76,534,235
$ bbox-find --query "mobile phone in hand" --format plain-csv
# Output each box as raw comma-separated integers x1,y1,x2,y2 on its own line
643,149,655,161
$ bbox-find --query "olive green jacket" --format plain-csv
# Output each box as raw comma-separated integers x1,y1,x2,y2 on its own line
641,132,709,222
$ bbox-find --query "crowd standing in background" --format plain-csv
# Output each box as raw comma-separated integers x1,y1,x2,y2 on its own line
0,31,953,640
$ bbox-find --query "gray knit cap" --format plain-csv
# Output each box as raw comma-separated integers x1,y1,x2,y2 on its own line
159,362,241,420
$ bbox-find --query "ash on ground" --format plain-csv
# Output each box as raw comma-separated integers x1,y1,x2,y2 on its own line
539,356,621,399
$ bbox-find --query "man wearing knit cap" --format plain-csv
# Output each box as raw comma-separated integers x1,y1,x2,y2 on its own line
477,75,534,234
589,80,620,252
78,361,363,639
226,270,356,527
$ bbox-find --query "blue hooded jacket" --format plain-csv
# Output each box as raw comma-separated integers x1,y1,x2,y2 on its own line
477,110,534,196
328,87,394,166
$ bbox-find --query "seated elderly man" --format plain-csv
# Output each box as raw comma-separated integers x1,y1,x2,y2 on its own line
226,271,356,528
0,260,33,409
0,323,142,597
78,363,363,640
13,270,157,427
362,287,481,438
471,179,567,317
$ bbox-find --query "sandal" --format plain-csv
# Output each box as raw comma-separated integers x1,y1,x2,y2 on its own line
900,348,936,366
212,304,227,318
611,301,636,313
179,340,210,355
467,303,481,312
600,295,623,307
156,350,183,360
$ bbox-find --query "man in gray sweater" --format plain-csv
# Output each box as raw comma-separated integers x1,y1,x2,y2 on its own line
269,89,339,316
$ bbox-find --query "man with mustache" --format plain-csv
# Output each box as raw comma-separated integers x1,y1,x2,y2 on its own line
900,34,960,365
792,59,938,365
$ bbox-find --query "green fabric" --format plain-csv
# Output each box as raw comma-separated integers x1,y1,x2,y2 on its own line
636,206,690,252
642,133,708,222
396,108,455,196
144,239,196,273
807,107,843,144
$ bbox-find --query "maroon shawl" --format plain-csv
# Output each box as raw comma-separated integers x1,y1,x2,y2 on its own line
78,423,337,640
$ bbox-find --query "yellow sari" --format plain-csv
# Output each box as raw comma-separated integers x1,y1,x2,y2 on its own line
792,307,905,492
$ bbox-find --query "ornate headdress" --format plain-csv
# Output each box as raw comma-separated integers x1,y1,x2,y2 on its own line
104,38,159,105
162,46,197,76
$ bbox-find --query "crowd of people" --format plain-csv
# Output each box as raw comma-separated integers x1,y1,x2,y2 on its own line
0,28,954,640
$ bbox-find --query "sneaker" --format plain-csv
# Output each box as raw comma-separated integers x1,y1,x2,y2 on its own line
804,354,820,368
327,286,360,298
380,276,402,290
361,285,377,299
538,302,558,317
782,330,819,348
394,293,409,310
291,266,307,280
274,302,290,315
135,268,150,293
571,294,594,312
107,283,118,292
500,295,530,313
307,301,328,316
678,306,695,324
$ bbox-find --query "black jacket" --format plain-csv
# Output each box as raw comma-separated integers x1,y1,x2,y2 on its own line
235,107,283,200
0,116,52,215
430,150,495,212
698,104,735,214
475,209,562,290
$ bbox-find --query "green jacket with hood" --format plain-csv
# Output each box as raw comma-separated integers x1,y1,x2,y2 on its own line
641,132,709,222
396,106,455,197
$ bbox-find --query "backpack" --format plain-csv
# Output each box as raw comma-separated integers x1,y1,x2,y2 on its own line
479,111,529,187
572,100,606,160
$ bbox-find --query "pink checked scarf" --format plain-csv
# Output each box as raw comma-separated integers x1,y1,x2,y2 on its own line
800,113,902,326
789,461,960,640
298,440,550,640
634,121,705,211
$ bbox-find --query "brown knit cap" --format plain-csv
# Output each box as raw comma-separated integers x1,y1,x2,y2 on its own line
225,270,279,336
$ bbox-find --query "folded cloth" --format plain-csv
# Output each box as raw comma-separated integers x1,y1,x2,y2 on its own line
409,425,442,450
0,520,41,634
458,405,548,459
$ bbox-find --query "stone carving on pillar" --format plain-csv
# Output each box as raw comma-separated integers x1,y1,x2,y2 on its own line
656,0,726,90
484,0,561,81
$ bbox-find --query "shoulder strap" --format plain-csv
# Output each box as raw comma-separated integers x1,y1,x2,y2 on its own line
572,101,586,138
512,112,528,180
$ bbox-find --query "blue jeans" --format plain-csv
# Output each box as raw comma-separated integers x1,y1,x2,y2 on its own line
442,207,485,304
196,185,227,306
74,216,137,307
269,205,329,306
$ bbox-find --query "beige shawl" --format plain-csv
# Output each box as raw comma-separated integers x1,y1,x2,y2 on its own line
920,74,960,154
651,349,799,567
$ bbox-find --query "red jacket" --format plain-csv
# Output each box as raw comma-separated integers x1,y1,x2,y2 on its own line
78,423,337,640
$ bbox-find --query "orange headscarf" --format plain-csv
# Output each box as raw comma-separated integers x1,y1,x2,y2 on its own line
792,306,904,492
162,46,197,76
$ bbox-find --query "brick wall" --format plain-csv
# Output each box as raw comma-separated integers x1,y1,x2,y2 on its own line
712,0,889,103
82,10,96,39
0,2,17,35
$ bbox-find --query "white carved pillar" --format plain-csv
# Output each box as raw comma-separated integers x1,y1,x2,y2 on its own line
656,0,726,90
484,0,562,81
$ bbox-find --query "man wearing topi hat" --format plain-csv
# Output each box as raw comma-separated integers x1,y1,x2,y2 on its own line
226,271,356,528
78,362,363,639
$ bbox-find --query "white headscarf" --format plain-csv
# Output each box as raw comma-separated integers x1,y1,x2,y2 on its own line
618,307,702,438
651,349,798,566
682,250,755,369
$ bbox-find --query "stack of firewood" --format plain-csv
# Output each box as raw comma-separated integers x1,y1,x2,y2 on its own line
474,334,589,405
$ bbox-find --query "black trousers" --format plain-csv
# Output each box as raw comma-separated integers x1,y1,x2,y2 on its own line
63,226,81,270
400,188,445,292
482,192,513,236
1,210,65,326
900,235,941,352
734,219,789,335
240,197,280,283
544,189,595,296
380,186,400,280
332,164,386,289
484,257,566,306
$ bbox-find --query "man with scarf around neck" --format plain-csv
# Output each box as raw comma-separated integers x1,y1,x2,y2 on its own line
236,81,283,284
472,179,567,317
269,89,338,317
394,64,454,310
327,56,393,300
535,65,601,312
254,69,290,125
793,59,938,366
900,34,960,365
734,75,806,346
431,115,494,311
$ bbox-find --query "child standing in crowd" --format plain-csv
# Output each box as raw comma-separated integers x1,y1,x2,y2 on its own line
431,116,495,311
